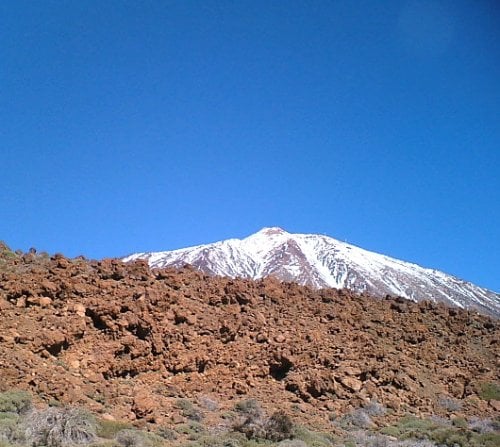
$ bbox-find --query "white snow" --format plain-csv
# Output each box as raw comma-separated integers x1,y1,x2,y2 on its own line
122,227,500,318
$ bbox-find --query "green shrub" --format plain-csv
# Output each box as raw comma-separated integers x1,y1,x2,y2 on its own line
238,439,275,447
234,409,294,442
175,398,203,421
97,419,133,439
438,396,462,412
293,426,335,447
155,426,177,441
197,396,219,412
233,400,266,440
476,432,500,447
333,409,374,430
0,414,24,444
0,391,32,415
175,422,205,440
362,400,387,417
469,417,499,434
116,430,148,447
175,398,194,412
0,414,18,422
430,427,470,446
379,426,400,438
115,429,165,447
182,432,246,447
378,414,500,447
452,417,468,429
264,411,294,442
388,415,438,440
234,400,263,418
24,407,97,447
478,382,500,401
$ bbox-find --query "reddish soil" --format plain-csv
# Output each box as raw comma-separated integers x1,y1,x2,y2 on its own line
0,247,498,429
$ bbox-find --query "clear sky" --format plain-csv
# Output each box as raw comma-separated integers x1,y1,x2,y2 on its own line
1,1,499,292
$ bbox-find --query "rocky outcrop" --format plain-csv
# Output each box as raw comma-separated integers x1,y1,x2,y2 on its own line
0,246,498,428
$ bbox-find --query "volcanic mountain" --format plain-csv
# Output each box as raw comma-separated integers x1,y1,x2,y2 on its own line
124,227,500,318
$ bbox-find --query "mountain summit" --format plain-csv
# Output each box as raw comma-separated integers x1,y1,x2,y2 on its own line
123,228,500,317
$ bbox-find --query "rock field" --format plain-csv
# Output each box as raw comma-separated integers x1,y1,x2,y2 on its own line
0,246,498,429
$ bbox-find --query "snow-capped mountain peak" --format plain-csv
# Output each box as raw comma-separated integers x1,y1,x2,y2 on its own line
123,228,500,318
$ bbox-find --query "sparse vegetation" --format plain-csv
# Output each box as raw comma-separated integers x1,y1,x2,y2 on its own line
116,429,152,447
24,407,97,447
97,419,133,439
437,396,462,412
264,412,294,442
477,382,500,401
233,400,294,442
155,426,177,441
174,399,203,422
468,417,500,434
362,400,387,418
332,409,374,431
0,391,32,415
293,426,335,447
197,396,219,412
379,414,500,447
0,242,16,258
380,415,438,439
234,399,262,418
175,421,206,441
0,412,24,445
0,389,498,447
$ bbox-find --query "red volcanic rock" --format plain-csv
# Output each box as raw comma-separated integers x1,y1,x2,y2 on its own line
0,249,498,429
339,376,363,393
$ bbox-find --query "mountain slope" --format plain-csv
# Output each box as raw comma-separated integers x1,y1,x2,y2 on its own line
123,227,500,317
1,248,499,426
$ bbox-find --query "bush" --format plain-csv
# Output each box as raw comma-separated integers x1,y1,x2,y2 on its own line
363,400,387,417
234,400,263,418
277,440,307,447
0,391,32,415
155,426,177,441
174,398,193,412
437,396,462,412
293,426,336,447
175,398,203,422
377,415,500,447
346,432,392,447
468,417,499,434
383,415,437,439
264,411,294,442
97,419,133,439
475,432,500,447
175,422,206,440
430,427,470,447
24,407,96,447
116,430,151,447
233,407,294,442
233,399,266,440
334,409,374,430
0,413,25,444
478,382,500,401
451,417,467,429
197,396,219,412
182,432,246,447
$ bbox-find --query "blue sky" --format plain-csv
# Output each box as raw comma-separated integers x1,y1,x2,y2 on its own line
1,1,499,292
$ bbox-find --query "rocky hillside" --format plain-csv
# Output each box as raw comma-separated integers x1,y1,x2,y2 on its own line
0,244,499,430
124,228,500,318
